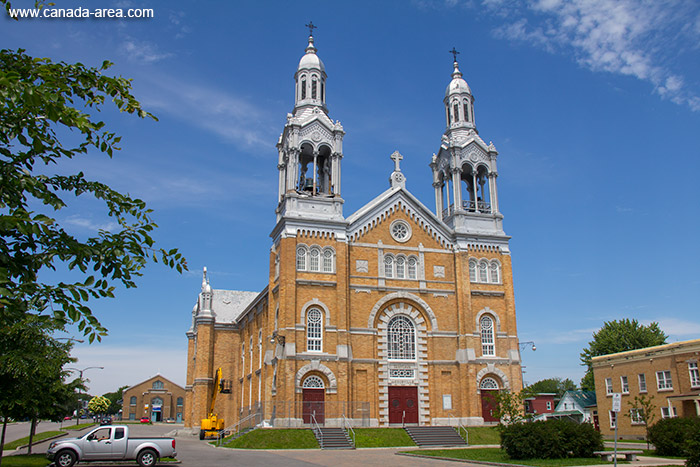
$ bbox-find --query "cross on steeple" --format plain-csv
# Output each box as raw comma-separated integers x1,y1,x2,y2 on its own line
449,47,460,63
391,150,403,172
305,21,317,36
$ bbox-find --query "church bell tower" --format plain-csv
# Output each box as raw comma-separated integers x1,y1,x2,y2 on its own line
274,25,345,228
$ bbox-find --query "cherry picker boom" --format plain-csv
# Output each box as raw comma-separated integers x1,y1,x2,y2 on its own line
199,367,231,440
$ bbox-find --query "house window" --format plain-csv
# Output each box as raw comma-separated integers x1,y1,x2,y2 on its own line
638,373,647,393
621,376,629,394
311,77,317,99
176,397,183,407
384,255,394,278
609,410,617,428
309,247,320,271
387,315,416,361
396,256,405,278
689,362,700,388
546,401,552,411
296,246,307,270
407,257,417,279
470,258,501,284
297,245,335,273
489,261,500,283
479,260,488,282
384,254,419,280
453,103,460,122
469,259,477,282
306,308,323,352
661,406,677,418
605,378,613,395
480,377,499,390
301,77,306,99
129,396,137,406
152,380,164,390
480,315,495,356
302,375,324,388
151,397,163,406
463,100,470,122
656,370,673,391
630,408,644,425
322,249,333,273
129,413,136,421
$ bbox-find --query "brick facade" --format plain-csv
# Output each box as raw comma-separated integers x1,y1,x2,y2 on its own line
122,375,186,422
592,339,700,438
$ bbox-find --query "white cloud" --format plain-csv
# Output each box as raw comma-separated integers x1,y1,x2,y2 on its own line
646,317,700,338
536,327,598,345
482,0,700,111
63,215,119,232
122,38,174,64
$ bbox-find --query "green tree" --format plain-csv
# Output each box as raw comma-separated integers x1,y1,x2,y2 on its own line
103,385,128,415
580,319,667,390
526,377,577,397
0,46,187,342
489,388,534,431
624,393,657,450
88,395,111,416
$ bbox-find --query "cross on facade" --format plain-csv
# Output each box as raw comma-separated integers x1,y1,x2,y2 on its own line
306,21,317,36
449,47,460,62
391,150,403,172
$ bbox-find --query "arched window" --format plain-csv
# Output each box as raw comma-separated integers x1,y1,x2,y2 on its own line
301,77,307,99
480,377,499,389
384,254,394,278
407,256,417,279
129,396,136,405
311,77,318,99
321,79,325,102
463,100,470,122
489,261,500,283
152,380,164,390
322,248,334,273
176,397,183,406
453,103,460,122
302,375,325,388
446,106,451,125
387,315,416,361
306,308,323,352
479,260,488,283
480,315,495,356
396,256,405,279
151,397,163,406
309,247,320,271
469,259,477,282
296,246,307,271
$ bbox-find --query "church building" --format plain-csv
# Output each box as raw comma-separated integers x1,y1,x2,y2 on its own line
184,32,524,430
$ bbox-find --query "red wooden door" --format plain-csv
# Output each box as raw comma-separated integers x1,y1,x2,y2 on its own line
480,390,499,422
388,386,418,424
302,389,325,424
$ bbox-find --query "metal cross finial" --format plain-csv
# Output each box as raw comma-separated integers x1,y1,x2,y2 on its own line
391,150,403,172
449,47,460,62
306,21,317,36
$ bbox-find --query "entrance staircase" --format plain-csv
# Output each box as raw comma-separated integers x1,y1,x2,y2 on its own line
315,427,354,449
404,426,468,447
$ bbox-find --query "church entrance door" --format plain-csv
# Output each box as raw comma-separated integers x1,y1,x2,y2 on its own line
480,390,499,422
388,386,418,424
302,389,325,424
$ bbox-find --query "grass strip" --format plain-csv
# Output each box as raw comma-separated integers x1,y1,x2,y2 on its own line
0,454,51,466
353,428,415,447
463,426,500,445
61,422,96,430
404,447,623,466
222,428,319,449
3,431,65,450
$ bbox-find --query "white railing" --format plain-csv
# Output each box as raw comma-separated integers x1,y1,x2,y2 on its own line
341,414,355,448
448,413,468,445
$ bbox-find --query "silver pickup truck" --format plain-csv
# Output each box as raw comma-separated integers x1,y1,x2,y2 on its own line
46,425,176,467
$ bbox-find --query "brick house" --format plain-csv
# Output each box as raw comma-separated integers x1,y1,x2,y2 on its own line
122,375,186,423
184,33,525,430
592,339,700,438
524,393,557,418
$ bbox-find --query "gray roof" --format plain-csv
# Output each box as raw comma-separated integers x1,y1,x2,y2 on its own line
210,289,260,323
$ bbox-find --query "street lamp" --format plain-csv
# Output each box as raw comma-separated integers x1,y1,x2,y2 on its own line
519,341,536,351
66,366,104,425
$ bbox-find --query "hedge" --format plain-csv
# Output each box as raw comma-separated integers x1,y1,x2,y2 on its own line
648,417,700,457
500,419,603,459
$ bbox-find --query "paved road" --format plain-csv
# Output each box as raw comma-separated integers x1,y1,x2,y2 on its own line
2,420,89,444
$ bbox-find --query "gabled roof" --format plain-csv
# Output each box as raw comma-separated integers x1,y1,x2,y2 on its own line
210,289,260,324
557,390,596,411
124,374,185,393
346,185,453,249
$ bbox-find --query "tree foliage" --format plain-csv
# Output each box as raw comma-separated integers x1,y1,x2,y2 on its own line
88,395,110,415
489,389,534,430
527,377,577,397
103,385,128,415
624,393,657,449
579,319,667,390
0,48,186,340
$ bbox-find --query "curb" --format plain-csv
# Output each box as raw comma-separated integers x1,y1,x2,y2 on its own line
397,451,530,467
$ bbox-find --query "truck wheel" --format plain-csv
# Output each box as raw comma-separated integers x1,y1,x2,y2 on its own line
137,449,158,467
55,449,77,467
199,429,205,440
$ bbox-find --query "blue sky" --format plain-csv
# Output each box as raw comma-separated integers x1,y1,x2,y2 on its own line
2,0,699,396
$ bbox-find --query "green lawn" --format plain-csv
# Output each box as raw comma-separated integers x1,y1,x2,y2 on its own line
464,426,500,445
223,428,319,449
0,454,51,466
3,431,65,450
353,428,415,447
405,447,622,466
61,422,96,430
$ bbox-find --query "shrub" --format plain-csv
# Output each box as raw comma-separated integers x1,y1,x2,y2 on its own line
649,417,700,456
501,419,603,459
687,428,700,467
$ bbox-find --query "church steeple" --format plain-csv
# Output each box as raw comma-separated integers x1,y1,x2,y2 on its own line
430,49,504,239
273,24,346,230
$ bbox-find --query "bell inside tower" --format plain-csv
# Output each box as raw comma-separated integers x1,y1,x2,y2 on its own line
460,164,491,213
297,143,332,195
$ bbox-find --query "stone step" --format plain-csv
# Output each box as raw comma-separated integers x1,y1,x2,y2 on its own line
404,426,468,448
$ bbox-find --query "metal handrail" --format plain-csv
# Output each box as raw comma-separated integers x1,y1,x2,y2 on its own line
341,414,355,448
217,410,260,446
402,410,406,427
448,413,468,445
310,411,322,448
